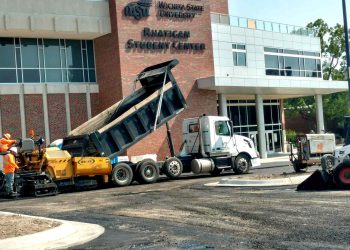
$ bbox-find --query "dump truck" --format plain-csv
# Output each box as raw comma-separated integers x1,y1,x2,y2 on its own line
0,59,260,197
0,59,187,196
289,133,336,172
297,117,350,190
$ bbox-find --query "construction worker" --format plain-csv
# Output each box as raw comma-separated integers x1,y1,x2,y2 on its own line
4,147,19,196
0,133,16,153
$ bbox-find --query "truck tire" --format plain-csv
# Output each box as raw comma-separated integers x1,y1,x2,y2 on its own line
163,157,183,179
111,163,133,187
136,159,159,184
233,154,251,174
333,161,350,189
293,162,307,173
210,168,223,176
321,154,334,173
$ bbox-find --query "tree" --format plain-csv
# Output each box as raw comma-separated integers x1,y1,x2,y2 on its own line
285,19,350,134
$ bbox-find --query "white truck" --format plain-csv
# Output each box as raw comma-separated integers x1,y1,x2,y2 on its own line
162,115,261,178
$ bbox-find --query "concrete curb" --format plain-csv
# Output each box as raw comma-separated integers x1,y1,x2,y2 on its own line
0,212,105,250
205,174,311,187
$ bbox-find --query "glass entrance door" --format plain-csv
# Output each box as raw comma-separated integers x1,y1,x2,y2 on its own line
265,131,275,153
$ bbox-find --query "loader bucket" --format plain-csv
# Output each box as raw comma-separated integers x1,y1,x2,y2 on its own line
297,170,335,191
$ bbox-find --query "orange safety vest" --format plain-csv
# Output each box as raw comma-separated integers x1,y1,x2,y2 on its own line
3,154,19,174
0,138,16,153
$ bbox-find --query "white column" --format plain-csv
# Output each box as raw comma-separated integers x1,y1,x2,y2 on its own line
42,84,50,145
65,84,72,133
218,94,228,117
86,84,92,120
315,94,325,133
19,84,26,138
256,94,267,159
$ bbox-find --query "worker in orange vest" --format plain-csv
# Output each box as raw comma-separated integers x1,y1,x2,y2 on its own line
0,133,16,153
4,147,19,195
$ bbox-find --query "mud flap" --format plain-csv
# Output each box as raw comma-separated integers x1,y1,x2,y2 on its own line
297,170,335,191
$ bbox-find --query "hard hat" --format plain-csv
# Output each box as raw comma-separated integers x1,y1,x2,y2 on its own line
3,133,11,140
9,147,17,154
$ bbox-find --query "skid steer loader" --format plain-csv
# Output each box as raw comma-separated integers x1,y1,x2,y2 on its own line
297,116,350,190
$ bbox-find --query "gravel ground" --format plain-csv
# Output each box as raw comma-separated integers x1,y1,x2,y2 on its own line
0,214,60,239
0,166,349,249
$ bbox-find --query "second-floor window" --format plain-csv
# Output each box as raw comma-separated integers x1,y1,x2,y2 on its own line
232,44,247,66
264,47,322,78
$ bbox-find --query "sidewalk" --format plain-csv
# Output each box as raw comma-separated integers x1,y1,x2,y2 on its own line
0,212,104,250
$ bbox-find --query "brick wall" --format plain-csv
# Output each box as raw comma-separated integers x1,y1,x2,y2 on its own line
24,94,45,138
90,93,100,117
48,94,67,141
92,0,219,159
210,0,228,14
69,93,88,131
0,95,21,139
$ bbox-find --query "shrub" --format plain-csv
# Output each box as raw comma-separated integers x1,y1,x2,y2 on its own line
286,129,297,146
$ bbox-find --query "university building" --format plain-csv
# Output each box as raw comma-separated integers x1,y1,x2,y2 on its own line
0,0,346,159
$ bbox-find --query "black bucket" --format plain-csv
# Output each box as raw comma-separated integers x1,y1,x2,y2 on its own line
297,170,335,191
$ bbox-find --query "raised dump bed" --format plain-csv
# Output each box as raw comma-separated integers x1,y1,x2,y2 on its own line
61,59,187,160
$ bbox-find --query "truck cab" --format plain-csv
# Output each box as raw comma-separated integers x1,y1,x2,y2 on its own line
178,115,260,175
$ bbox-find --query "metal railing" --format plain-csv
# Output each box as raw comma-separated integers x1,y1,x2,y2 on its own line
211,14,316,37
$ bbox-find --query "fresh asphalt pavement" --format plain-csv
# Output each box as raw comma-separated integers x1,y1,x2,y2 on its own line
0,161,349,249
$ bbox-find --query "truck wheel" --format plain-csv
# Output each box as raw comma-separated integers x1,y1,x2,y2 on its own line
163,157,183,179
111,163,133,187
210,168,223,176
136,159,159,184
233,154,251,174
321,154,334,173
293,162,307,173
333,162,350,189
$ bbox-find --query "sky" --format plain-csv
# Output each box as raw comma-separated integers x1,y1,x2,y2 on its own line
229,0,345,28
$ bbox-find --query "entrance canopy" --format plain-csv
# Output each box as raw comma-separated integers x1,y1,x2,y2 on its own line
197,76,348,99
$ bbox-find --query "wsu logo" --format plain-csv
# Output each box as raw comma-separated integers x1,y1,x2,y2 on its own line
124,0,152,20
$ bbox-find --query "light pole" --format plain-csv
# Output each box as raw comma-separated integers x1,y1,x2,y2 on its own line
343,0,350,100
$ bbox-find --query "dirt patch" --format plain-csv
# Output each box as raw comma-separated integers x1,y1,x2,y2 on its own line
0,214,61,239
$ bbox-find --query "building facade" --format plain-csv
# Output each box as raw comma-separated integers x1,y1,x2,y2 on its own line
0,0,346,159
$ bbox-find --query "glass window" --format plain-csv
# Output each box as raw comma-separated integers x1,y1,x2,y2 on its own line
305,58,317,71
247,106,257,125
284,49,299,55
66,40,82,68
0,69,16,83
215,121,231,136
233,52,246,66
316,59,321,71
68,69,83,82
23,69,40,83
44,39,61,68
266,69,279,75
239,17,248,28
284,56,299,70
265,55,279,68
87,40,95,68
272,105,280,123
264,47,278,53
89,69,96,82
46,69,62,82
264,106,272,124
239,106,248,126
237,44,246,50
21,38,39,68
256,20,264,30
229,106,240,126
0,38,15,68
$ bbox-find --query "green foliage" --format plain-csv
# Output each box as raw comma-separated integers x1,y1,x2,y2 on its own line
285,19,350,134
286,129,297,145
